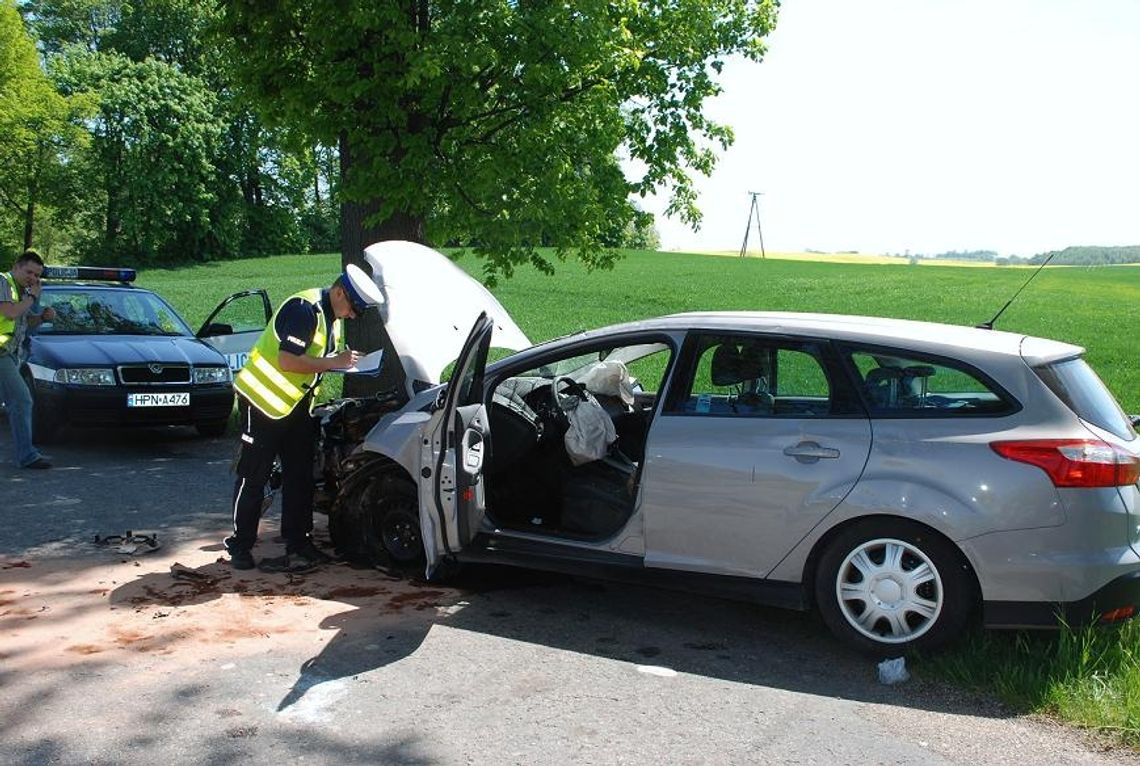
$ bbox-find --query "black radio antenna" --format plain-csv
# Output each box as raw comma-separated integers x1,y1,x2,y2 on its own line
977,251,1057,329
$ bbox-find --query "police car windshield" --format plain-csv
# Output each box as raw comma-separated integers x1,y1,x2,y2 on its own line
38,287,192,337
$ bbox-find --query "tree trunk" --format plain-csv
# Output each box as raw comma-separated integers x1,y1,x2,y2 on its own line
339,132,427,399
23,140,47,251
22,201,34,252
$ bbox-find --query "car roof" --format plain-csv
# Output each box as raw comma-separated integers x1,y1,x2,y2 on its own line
529,311,1083,367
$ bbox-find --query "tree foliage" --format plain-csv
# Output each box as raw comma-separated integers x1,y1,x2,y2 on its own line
218,0,777,282
52,49,223,263
0,0,81,255
7,1,774,276
16,0,339,263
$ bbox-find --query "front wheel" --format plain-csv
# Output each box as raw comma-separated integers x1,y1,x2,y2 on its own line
814,519,975,655
330,467,425,571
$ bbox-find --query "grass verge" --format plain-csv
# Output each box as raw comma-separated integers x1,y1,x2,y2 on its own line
923,621,1140,748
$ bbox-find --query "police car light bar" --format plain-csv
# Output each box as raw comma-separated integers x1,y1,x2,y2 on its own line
43,265,137,283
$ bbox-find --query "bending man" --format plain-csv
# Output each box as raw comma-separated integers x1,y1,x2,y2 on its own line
226,264,383,572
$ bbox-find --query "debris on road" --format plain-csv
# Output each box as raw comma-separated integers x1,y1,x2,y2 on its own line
878,656,910,685
94,531,162,556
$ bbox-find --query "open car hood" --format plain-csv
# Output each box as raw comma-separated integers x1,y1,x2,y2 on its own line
363,241,531,389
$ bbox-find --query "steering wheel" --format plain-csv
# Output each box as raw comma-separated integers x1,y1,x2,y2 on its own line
551,376,588,417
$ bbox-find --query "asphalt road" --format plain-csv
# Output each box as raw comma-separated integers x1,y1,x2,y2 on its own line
1,421,1137,766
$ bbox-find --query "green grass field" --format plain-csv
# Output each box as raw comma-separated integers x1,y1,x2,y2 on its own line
139,248,1140,748
146,249,1139,412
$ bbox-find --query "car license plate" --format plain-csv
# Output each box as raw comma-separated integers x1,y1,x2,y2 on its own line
127,392,190,407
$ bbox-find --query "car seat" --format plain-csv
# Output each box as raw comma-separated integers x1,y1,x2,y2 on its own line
900,365,935,406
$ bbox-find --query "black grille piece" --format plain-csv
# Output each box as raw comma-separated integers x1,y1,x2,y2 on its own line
118,364,191,385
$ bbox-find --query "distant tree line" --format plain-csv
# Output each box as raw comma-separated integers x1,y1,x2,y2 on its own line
932,250,999,262
917,247,1140,266
1026,245,1140,266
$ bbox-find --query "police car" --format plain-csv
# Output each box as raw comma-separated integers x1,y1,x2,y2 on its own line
20,266,269,440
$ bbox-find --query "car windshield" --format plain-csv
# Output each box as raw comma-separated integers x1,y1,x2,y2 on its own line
536,343,671,379
38,287,192,337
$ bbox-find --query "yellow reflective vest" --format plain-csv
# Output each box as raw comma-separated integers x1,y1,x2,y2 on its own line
0,271,22,349
234,289,343,418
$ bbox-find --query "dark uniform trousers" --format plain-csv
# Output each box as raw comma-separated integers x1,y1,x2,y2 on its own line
225,395,318,555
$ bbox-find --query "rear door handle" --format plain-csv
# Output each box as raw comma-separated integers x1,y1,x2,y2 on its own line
783,441,841,463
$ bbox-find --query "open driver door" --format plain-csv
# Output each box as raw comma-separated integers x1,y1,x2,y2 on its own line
419,312,493,576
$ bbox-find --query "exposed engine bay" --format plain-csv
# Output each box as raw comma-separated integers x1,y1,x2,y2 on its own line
311,392,406,516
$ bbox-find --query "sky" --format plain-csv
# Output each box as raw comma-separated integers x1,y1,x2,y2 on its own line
640,0,1140,258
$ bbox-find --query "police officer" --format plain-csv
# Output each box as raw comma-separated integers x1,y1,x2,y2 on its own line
0,249,56,469
225,264,384,572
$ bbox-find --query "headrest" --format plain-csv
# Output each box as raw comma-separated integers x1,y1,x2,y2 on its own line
903,365,935,379
865,367,905,385
710,344,743,386
736,342,769,382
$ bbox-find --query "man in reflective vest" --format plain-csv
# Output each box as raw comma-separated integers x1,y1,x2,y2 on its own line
0,249,56,469
226,263,384,572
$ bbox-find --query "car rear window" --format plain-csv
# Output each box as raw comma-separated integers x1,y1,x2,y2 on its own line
1034,357,1136,442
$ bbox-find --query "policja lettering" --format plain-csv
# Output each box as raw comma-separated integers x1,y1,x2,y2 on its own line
224,264,384,572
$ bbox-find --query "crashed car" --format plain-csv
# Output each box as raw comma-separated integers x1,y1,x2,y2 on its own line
22,266,269,439
314,241,1140,654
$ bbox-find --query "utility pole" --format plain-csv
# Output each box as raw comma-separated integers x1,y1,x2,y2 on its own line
739,191,766,259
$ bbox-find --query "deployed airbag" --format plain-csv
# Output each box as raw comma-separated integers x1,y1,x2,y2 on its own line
564,391,617,466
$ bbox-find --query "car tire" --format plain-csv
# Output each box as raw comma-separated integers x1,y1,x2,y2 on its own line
814,519,975,656
331,466,425,571
195,419,229,437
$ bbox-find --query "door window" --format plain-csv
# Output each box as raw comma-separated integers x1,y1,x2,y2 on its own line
199,291,271,336
669,334,834,417
846,348,1016,416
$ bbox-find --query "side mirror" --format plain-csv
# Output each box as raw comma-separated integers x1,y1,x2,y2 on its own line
1131,414,1140,429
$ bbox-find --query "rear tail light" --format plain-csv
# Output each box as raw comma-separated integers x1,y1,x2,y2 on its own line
1099,605,1136,624
991,439,1140,488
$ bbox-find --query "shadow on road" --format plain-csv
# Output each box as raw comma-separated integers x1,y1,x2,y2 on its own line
3,420,1014,752
107,554,1007,721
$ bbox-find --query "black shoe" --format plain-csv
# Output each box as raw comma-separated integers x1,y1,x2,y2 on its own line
23,458,51,469
229,549,256,570
258,552,321,574
289,540,333,564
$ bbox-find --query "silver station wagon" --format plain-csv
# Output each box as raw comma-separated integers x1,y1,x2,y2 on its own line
321,242,1140,654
